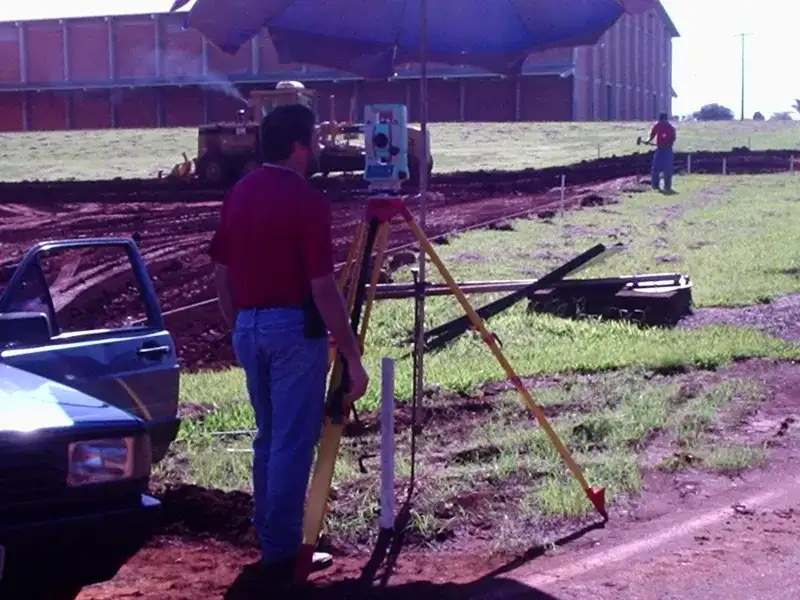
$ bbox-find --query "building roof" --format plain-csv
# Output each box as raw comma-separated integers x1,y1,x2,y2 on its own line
656,1,680,37
0,63,576,93
4,2,680,38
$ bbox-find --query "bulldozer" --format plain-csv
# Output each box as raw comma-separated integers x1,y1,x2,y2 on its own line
172,81,433,187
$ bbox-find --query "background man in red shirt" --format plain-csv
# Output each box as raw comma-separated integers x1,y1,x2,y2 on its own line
647,112,677,192
208,104,369,587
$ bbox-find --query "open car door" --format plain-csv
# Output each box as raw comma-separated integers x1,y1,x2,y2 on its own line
0,238,180,462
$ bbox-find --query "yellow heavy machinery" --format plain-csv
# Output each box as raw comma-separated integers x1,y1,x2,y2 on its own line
172,81,433,186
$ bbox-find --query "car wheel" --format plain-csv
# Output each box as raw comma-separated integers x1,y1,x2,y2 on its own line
202,160,224,184
197,153,226,185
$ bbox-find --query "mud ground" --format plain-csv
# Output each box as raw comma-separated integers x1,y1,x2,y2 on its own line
73,351,800,600
2,149,797,372
4,154,799,598
0,176,632,371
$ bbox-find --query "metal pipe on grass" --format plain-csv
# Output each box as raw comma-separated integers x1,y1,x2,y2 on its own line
379,357,395,532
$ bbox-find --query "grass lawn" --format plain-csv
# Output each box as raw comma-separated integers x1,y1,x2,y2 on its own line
162,172,800,549
1,120,799,181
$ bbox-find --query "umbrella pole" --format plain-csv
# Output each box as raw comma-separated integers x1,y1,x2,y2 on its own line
410,0,429,498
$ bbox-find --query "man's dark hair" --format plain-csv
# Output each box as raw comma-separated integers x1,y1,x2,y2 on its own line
259,104,316,163
658,112,669,122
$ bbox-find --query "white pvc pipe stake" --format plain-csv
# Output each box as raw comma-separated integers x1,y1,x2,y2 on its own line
791,156,795,172
560,174,566,213
722,158,727,175
687,153,692,174
379,357,395,532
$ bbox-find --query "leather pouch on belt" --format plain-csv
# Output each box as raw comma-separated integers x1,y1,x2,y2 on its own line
302,295,327,339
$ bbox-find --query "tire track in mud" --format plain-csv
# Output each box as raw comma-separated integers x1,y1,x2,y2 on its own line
3,149,798,369
2,175,618,369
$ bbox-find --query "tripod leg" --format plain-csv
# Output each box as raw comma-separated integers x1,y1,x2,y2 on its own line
359,222,391,346
329,222,369,369
403,216,607,519
345,225,368,314
296,217,383,581
339,221,366,292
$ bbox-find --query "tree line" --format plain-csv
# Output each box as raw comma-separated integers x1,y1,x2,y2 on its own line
677,101,800,122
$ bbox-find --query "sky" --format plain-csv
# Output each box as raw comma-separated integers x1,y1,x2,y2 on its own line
1,0,796,119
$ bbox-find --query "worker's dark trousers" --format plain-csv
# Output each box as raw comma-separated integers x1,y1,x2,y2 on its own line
651,147,674,191
232,308,328,564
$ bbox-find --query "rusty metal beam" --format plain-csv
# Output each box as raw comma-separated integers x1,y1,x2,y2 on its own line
372,272,689,300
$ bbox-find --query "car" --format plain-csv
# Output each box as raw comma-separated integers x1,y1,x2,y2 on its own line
0,362,159,600
0,238,183,599
0,238,181,462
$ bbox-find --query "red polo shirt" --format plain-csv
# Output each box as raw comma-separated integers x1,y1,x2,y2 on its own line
650,121,676,148
208,164,333,309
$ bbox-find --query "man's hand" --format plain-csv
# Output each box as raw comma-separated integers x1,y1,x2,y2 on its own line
345,357,369,402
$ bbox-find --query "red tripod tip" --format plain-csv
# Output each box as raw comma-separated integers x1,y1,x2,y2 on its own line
294,544,315,582
587,487,607,520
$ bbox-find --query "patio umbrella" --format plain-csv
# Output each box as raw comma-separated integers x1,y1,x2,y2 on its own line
180,0,654,79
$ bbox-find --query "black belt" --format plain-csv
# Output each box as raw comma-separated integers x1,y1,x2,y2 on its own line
239,305,303,310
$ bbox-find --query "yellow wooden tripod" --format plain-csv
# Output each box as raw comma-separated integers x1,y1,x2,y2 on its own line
294,195,607,581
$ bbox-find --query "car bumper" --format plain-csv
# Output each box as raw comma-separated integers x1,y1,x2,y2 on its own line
0,494,160,591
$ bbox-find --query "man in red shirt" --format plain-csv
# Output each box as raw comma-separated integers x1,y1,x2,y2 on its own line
208,104,368,587
647,112,677,192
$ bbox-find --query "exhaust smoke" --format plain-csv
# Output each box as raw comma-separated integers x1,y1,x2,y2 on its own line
130,47,248,105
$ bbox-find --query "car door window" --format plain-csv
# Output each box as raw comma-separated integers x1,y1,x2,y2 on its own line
2,261,55,321
4,245,152,336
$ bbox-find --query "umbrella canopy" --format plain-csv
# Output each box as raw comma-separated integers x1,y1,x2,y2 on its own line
179,0,656,78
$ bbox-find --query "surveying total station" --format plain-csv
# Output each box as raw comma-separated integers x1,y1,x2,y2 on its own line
363,104,409,193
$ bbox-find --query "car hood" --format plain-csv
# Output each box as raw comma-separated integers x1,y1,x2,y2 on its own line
0,363,140,433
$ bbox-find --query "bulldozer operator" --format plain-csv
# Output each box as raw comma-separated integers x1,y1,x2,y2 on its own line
647,112,677,193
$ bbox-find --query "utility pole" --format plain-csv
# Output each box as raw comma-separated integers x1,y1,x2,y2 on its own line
736,33,753,120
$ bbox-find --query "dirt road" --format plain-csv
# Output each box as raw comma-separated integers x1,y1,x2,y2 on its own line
78,472,800,600
507,475,800,600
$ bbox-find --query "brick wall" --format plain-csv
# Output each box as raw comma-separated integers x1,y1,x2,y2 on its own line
573,7,674,121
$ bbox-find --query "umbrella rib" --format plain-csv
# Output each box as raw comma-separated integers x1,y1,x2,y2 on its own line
508,0,538,42
393,0,411,61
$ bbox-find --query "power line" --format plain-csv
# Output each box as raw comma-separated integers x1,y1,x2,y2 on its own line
735,33,753,120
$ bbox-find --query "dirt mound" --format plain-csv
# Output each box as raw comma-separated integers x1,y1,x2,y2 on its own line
156,484,259,548
2,149,797,205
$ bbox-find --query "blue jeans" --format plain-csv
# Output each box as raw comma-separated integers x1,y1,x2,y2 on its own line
651,147,674,191
232,308,328,564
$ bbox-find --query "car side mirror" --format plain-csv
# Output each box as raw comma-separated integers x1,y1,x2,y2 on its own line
0,312,52,347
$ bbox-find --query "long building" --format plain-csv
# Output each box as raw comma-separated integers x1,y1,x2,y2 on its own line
0,4,678,132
